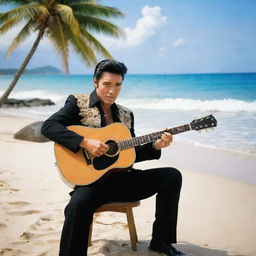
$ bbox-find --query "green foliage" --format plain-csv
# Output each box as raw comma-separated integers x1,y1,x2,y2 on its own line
0,0,124,72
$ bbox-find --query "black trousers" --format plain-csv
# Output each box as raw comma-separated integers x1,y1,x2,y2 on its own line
59,167,182,256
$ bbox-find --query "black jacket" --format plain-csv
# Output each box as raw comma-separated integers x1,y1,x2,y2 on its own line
41,90,161,163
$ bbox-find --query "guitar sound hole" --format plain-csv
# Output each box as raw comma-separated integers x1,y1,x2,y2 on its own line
93,140,120,171
105,140,119,156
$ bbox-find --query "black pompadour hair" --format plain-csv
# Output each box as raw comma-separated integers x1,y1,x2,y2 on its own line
93,59,128,80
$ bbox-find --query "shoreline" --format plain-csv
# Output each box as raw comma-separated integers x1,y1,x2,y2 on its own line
161,141,256,185
0,114,256,256
1,108,256,158
1,112,255,184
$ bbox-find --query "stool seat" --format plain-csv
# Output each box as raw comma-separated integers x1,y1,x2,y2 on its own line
95,201,140,212
88,201,140,251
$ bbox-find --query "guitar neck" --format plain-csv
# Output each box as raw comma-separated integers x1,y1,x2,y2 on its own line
117,123,191,150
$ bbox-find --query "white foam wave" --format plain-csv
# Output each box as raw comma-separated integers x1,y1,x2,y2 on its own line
1,90,256,112
119,98,256,112
0,90,65,103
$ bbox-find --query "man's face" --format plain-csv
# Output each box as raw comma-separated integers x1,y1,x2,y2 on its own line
94,72,123,107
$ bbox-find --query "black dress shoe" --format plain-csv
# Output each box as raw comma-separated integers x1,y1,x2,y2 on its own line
149,241,188,256
169,245,188,256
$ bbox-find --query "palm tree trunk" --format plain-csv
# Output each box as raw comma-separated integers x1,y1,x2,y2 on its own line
0,28,45,107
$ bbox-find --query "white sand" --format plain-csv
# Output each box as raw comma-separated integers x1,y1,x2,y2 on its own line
0,114,256,256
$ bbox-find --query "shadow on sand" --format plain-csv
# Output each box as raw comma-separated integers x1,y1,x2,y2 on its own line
88,239,244,256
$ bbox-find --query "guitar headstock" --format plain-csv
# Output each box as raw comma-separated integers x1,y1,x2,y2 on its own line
190,114,217,132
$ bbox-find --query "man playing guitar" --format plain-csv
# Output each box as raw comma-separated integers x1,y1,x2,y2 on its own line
41,59,187,256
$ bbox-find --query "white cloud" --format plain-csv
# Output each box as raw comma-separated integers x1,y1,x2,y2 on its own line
0,5,167,54
0,24,28,51
104,5,167,48
0,22,52,52
172,38,184,48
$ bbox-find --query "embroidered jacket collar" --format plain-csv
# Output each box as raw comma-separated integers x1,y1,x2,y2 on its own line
88,89,119,122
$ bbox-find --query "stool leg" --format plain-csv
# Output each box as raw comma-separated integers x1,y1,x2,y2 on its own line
88,222,93,246
126,208,138,251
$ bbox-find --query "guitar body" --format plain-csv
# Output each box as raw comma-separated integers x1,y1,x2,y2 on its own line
54,123,136,187
54,115,217,188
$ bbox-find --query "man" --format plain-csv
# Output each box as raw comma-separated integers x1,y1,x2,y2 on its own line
41,59,187,256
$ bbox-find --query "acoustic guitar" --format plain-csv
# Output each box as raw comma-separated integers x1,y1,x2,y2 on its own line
54,114,217,187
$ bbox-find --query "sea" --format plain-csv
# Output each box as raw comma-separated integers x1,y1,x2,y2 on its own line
1,72,256,156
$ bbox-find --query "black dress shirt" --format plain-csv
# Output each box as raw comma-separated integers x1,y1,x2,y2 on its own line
41,90,161,163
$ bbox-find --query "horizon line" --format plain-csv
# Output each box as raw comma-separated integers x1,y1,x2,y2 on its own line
1,70,256,76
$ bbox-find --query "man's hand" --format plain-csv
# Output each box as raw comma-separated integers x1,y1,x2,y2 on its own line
153,130,173,150
79,138,109,157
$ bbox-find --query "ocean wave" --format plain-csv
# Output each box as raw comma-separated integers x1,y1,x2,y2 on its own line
0,90,66,103
118,98,256,112
1,89,256,112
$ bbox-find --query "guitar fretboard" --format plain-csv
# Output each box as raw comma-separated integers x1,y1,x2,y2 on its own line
117,124,191,150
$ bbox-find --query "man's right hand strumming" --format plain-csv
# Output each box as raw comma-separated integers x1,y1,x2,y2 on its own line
79,138,109,157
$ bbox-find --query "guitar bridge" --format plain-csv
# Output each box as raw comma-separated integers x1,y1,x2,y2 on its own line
82,149,92,165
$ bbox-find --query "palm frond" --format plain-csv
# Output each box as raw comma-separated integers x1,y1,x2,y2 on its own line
54,4,80,35
62,0,96,5
0,0,123,72
34,4,49,17
70,2,123,19
5,19,33,58
80,27,112,59
0,3,47,24
67,27,97,67
0,0,32,5
47,15,69,73
0,17,21,35
75,14,123,37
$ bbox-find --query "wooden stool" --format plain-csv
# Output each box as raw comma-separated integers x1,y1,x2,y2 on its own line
88,201,140,251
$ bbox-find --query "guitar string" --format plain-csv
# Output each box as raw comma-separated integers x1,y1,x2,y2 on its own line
106,124,191,150
105,119,216,150
104,115,217,150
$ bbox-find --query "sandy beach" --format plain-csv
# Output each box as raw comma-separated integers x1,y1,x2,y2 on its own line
0,114,256,256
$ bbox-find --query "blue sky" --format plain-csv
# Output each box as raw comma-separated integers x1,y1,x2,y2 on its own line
0,0,255,74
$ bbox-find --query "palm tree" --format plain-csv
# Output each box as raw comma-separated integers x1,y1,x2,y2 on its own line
0,0,123,107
